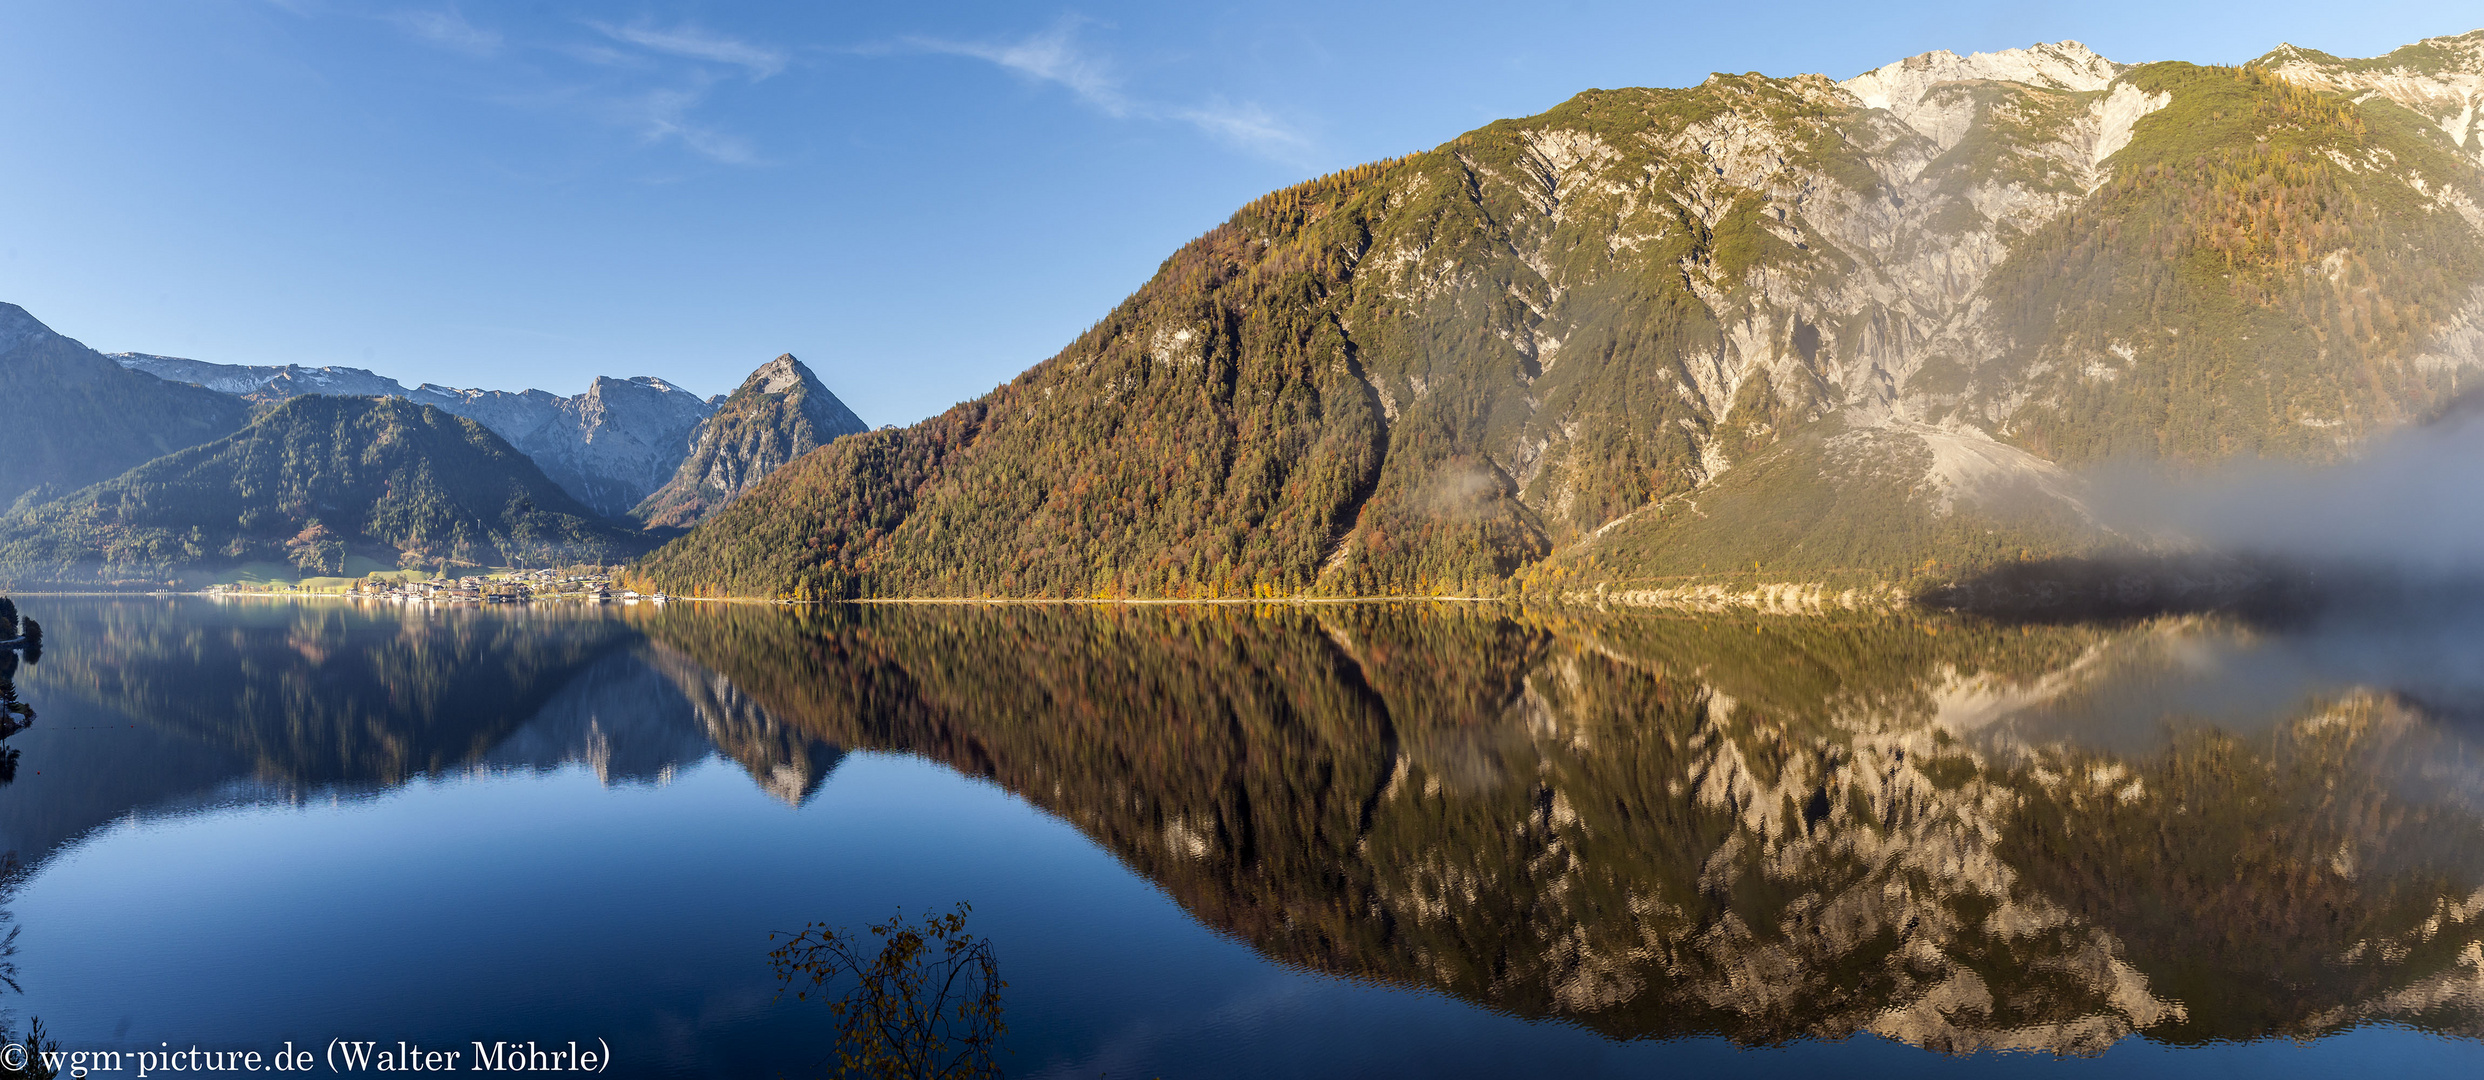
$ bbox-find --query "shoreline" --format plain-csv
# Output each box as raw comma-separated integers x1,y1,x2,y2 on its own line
0,577,1933,616
0,588,1917,616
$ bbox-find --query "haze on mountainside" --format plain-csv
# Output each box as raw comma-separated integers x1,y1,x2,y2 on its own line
2088,401,2484,578
628,30,2484,602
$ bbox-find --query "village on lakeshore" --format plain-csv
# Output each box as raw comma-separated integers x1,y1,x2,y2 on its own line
203,567,671,605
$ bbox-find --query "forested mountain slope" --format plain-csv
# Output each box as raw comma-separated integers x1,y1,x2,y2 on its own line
117,351,722,517
0,396,651,584
630,33,2484,600
0,305,250,511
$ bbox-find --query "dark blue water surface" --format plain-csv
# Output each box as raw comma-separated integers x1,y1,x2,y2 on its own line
2,596,2483,1078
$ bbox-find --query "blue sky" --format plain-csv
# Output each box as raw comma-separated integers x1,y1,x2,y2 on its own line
0,1,2474,424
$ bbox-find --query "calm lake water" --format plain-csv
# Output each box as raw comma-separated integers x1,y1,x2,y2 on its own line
2,596,2482,1077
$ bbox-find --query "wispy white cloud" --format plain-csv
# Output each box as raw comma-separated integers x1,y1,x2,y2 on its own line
543,22,782,165
904,20,1130,116
898,20,1307,160
285,2,774,167
384,7,501,58
590,21,788,80
1171,99,1309,156
633,86,759,164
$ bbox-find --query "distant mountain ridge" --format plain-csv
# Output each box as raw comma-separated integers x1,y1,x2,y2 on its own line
0,395,652,583
408,378,719,518
113,352,722,517
110,353,415,399
626,30,2484,600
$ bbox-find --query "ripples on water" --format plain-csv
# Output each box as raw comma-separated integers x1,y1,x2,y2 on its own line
0,596,2481,1077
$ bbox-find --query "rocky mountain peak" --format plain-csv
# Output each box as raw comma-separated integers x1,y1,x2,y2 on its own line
2265,29,2484,74
1840,41,2125,139
743,354,815,396
629,353,867,529
2259,29,2484,160
582,374,693,397
412,378,718,517
1835,41,2129,153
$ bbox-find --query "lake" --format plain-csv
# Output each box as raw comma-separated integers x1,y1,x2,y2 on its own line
1,595,2481,1077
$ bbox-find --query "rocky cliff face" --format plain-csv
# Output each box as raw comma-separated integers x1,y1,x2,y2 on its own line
634,31,2484,600
113,352,718,517
630,354,867,529
409,378,717,517
0,306,249,509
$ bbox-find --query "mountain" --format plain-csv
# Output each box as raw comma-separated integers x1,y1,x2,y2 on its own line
0,395,652,584
630,354,867,529
2259,31,2484,164
627,32,2484,600
0,306,250,510
408,379,718,518
111,353,413,399
114,353,719,517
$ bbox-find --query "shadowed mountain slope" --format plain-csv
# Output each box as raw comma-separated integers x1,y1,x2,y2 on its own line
116,351,720,517
0,305,250,510
0,395,653,583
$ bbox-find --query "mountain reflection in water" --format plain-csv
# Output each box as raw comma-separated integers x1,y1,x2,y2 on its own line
8,596,2484,1067
0,598,844,863
639,602,2484,1056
